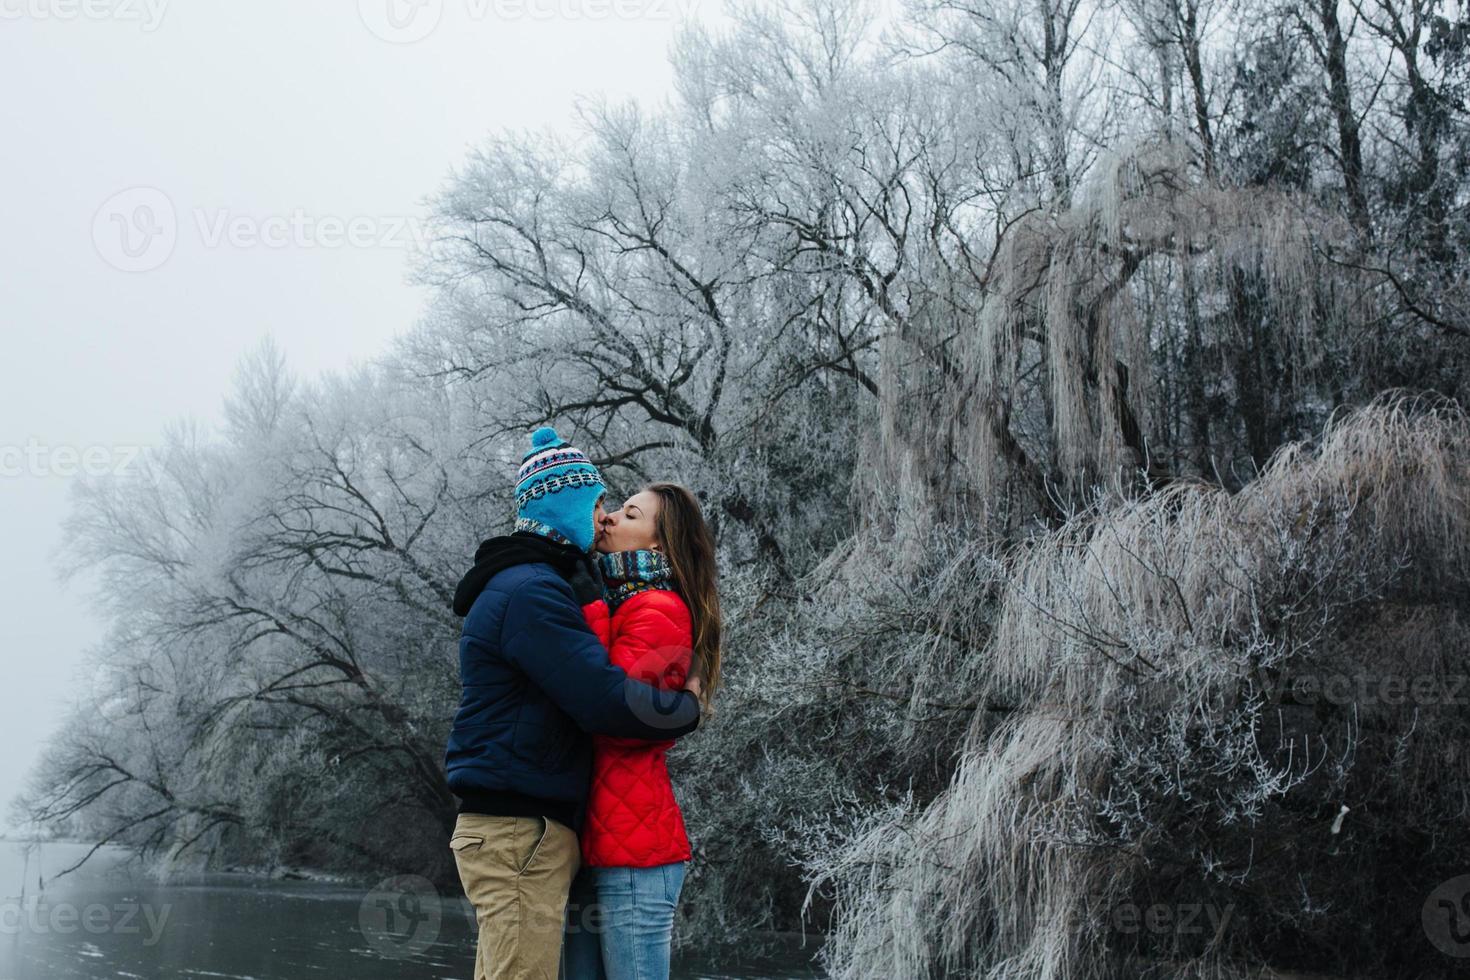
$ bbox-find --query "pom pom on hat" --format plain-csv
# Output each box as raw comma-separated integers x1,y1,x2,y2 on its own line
530,426,564,452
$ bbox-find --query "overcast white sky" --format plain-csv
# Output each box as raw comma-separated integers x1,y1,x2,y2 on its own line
0,0,728,830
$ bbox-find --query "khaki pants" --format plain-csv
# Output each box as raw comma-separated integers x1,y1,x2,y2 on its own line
450,813,581,980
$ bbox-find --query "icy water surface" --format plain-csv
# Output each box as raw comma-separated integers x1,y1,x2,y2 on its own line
0,840,819,980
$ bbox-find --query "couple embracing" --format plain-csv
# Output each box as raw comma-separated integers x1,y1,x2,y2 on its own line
444,426,721,980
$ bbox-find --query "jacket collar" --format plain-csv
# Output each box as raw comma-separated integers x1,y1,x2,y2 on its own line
451,530,584,617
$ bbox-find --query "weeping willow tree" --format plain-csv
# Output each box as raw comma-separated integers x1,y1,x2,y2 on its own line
861,139,1367,538
813,387,1470,978
794,127,1470,976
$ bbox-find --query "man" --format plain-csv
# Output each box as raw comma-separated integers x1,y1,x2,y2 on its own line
445,425,702,980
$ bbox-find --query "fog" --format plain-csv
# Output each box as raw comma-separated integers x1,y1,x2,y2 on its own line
0,0,723,829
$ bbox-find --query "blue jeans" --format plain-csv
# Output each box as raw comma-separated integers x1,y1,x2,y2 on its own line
562,862,687,980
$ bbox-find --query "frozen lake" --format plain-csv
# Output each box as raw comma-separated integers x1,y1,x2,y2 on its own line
0,840,819,980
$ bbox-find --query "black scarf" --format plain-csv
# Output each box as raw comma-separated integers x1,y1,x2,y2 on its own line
451,531,585,617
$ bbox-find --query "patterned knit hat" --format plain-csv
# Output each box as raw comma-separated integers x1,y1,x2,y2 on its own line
514,426,606,553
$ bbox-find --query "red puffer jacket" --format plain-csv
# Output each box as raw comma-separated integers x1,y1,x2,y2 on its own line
579,589,694,867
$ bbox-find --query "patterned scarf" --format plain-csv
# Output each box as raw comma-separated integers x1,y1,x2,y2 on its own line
597,549,674,612
514,516,577,550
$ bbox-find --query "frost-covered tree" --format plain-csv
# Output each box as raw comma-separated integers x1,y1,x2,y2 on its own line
17,0,1470,973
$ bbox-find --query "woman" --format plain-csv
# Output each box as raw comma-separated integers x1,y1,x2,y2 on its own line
562,482,722,980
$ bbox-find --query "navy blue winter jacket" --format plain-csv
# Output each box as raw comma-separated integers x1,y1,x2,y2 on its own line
444,536,702,831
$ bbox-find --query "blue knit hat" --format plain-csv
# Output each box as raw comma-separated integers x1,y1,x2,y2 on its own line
514,426,606,553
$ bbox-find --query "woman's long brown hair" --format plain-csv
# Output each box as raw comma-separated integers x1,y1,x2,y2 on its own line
648,482,721,711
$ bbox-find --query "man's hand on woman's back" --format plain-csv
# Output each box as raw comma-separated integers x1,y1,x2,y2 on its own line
567,555,604,605
500,569,701,740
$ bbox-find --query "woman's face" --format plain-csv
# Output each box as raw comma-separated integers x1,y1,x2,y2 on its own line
597,489,661,554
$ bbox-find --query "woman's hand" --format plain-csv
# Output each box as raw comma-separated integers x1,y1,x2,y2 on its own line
683,674,703,701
